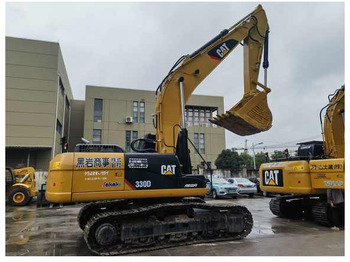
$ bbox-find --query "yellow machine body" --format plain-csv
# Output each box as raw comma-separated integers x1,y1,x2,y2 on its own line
9,167,37,197
46,153,207,203
309,158,344,189
6,167,37,206
260,158,344,194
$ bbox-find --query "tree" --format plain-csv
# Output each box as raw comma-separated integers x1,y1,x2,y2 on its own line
215,149,242,169
255,152,269,169
240,152,253,168
270,150,285,160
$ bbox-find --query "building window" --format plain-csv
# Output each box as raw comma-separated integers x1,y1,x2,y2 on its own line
56,119,62,136
125,130,131,152
59,77,65,96
205,108,211,127
194,107,199,126
200,133,205,154
93,129,102,144
133,101,138,123
65,96,70,108
185,106,218,127
94,98,103,122
200,108,205,126
187,107,193,127
132,131,138,141
194,133,199,153
140,102,145,123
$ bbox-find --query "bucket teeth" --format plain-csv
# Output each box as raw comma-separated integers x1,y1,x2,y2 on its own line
210,111,264,136
210,91,272,136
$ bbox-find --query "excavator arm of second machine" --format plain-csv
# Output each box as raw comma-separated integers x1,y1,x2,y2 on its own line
155,5,272,154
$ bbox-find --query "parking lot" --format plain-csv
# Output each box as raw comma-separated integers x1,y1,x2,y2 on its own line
6,196,344,256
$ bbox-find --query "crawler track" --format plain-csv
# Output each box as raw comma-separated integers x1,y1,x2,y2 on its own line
80,199,253,255
269,195,335,226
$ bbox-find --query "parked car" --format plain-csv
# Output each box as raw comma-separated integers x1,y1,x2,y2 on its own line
206,177,239,199
227,177,257,197
248,177,262,194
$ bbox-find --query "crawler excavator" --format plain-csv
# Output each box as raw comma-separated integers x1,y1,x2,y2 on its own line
260,85,344,227
46,5,272,255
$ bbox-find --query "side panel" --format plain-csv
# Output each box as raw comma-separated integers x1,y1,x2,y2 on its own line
47,152,208,203
124,153,180,190
259,161,324,194
45,153,74,203
72,152,125,192
310,158,344,189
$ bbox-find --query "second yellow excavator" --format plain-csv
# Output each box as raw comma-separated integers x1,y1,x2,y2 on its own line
46,5,272,255
260,85,344,226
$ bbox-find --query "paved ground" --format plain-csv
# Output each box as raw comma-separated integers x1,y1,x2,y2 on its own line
5,197,344,256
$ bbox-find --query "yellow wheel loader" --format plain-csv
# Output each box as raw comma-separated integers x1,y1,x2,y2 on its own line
260,85,344,226
46,5,273,255
6,167,37,206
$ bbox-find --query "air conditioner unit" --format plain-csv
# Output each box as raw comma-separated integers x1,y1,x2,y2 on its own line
125,116,133,124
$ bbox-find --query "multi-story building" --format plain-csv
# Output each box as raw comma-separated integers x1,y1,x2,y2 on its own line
82,86,225,169
6,37,73,170
5,37,226,171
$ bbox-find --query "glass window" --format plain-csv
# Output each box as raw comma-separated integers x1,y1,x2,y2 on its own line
133,101,138,123
200,108,205,126
125,130,131,152
187,107,193,126
92,129,101,144
206,108,211,127
132,131,138,141
94,99,103,122
212,108,218,128
56,119,62,136
65,96,70,108
194,133,199,154
194,108,199,126
59,77,65,96
200,133,205,154
140,102,145,123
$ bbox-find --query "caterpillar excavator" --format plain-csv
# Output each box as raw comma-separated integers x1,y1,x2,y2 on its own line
46,5,272,255
260,85,344,226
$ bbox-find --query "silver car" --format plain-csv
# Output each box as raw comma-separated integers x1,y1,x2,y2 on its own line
206,178,239,199
227,177,257,197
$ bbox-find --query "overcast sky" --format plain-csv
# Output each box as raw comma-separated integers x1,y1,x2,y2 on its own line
6,2,345,154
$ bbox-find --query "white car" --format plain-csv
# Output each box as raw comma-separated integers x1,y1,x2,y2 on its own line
227,177,257,197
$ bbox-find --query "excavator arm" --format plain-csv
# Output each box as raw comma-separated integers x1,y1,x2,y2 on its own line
155,5,272,154
321,85,344,158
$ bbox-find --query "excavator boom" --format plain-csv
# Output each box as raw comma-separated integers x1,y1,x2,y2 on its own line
155,4,272,154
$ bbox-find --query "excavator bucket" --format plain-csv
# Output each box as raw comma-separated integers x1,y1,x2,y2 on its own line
210,91,272,136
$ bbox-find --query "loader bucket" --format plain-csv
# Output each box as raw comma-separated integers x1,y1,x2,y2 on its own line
210,91,272,136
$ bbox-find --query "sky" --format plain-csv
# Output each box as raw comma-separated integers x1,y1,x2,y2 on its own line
5,1,345,155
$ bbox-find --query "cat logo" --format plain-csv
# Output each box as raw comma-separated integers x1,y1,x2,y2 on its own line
161,165,176,175
207,39,238,61
263,169,283,187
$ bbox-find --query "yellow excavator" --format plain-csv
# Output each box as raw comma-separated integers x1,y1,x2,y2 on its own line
46,5,272,255
260,85,344,226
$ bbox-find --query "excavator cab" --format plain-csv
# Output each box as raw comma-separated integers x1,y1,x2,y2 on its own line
211,89,272,136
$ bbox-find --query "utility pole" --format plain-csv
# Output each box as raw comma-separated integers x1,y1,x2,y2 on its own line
252,142,263,170
244,139,248,153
